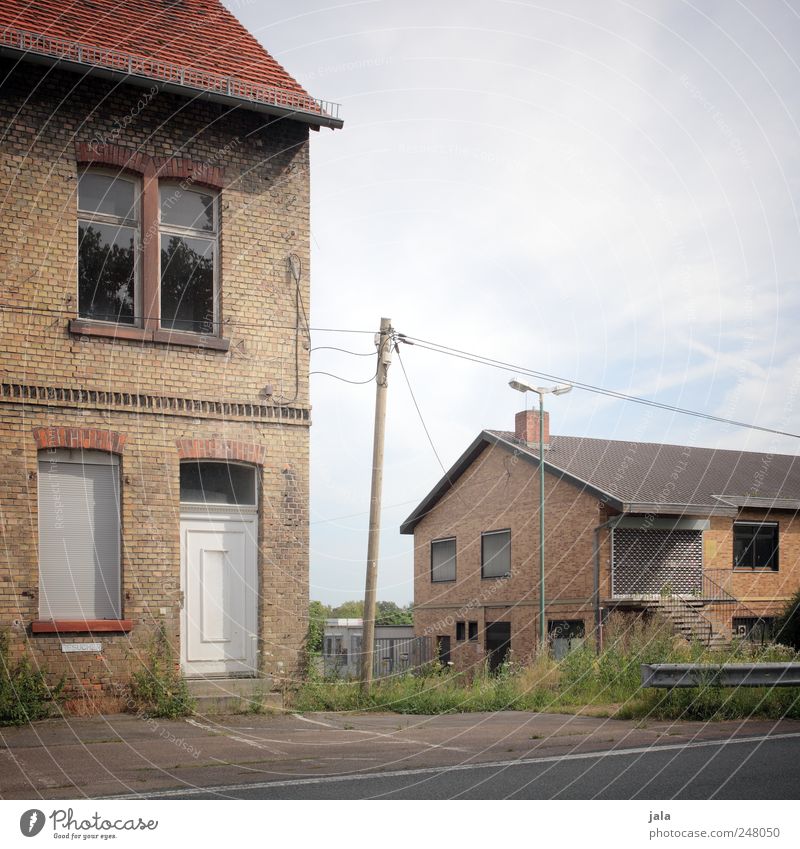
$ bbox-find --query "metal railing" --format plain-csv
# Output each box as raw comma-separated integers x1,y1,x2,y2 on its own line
1,26,341,121
642,663,800,688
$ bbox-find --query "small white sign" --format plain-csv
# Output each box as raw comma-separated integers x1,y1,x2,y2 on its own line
61,642,102,653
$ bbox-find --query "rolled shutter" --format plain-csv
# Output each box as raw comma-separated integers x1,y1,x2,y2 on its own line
431,538,456,581
38,452,121,619
482,530,511,578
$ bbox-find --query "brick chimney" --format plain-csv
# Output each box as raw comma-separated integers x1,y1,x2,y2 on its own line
515,409,550,448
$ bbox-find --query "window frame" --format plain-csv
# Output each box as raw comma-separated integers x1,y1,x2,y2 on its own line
76,167,142,327
70,162,228,350
732,521,779,571
455,621,465,642
481,529,512,579
430,536,457,583
158,181,220,335
468,621,478,642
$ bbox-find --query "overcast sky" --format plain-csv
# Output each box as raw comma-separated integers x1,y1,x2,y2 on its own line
228,0,800,605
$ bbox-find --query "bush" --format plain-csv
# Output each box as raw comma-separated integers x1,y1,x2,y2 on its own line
128,625,194,719
0,632,64,726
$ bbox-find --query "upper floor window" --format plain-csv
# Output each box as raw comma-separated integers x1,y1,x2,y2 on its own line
431,537,456,582
77,171,140,325
733,522,778,570
74,165,223,343
159,184,218,334
482,529,511,578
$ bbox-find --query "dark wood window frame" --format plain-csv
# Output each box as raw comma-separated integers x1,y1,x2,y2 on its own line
70,144,229,351
732,521,779,571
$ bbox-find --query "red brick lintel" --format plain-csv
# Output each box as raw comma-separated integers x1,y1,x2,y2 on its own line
176,438,266,464
75,142,225,189
31,620,133,634
33,426,127,454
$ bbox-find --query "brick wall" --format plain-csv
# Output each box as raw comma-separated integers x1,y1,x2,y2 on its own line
0,62,313,694
412,442,601,669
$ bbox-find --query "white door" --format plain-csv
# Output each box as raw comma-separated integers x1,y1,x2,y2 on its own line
180,514,257,677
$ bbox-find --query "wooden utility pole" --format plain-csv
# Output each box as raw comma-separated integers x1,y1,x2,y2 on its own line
360,317,393,694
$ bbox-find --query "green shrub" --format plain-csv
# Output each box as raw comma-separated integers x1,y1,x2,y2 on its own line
128,625,194,719
0,632,64,726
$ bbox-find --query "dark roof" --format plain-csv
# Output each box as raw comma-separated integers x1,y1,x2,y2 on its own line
0,0,342,127
399,429,800,533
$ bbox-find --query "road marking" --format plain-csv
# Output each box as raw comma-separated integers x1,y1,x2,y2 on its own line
291,713,465,752
184,718,287,756
112,731,800,798
291,714,334,728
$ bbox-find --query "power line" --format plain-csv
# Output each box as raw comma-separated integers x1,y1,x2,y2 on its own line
395,344,447,474
400,334,800,441
310,345,375,357
0,302,375,335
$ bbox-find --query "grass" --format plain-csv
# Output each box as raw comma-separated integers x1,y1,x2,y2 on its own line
289,614,800,722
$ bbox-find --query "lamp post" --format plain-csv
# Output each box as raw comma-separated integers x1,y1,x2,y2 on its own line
508,380,572,648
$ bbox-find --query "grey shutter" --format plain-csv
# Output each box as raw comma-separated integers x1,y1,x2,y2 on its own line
482,530,511,577
431,538,456,582
38,452,121,619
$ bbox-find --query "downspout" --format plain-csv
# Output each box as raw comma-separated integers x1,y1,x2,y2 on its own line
594,515,620,654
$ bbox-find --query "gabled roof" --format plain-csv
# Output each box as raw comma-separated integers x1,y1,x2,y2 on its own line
0,0,342,128
399,429,800,533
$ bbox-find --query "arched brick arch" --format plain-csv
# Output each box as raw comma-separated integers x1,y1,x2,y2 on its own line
176,438,266,465
32,426,126,454
75,142,225,188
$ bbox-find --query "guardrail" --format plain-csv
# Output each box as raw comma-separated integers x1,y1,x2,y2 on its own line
642,663,800,689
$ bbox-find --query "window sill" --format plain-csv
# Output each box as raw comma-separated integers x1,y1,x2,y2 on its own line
31,619,134,634
733,568,779,573
69,320,230,351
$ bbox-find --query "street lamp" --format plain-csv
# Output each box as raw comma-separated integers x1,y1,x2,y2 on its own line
508,379,572,648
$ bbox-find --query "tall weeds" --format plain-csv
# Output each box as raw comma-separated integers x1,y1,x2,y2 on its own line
290,613,800,720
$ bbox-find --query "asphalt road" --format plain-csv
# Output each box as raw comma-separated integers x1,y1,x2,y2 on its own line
137,733,800,800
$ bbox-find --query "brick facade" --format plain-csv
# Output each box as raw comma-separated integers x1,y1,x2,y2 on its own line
0,60,314,697
412,442,600,669
412,441,800,670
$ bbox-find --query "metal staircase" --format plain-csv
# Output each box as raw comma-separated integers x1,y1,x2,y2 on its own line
655,595,728,649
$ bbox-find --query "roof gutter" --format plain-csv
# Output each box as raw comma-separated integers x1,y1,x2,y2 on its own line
0,44,344,130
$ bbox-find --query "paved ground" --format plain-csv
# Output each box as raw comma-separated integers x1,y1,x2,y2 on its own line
1,710,798,799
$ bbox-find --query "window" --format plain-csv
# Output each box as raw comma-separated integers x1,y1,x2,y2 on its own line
548,620,585,659
77,171,139,324
179,461,257,506
481,529,511,578
456,621,465,641
37,449,121,619
431,537,456,582
733,617,775,644
468,621,478,642
74,166,225,346
733,522,778,570
159,184,218,333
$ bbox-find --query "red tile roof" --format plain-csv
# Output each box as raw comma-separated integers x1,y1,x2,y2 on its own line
0,0,341,125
